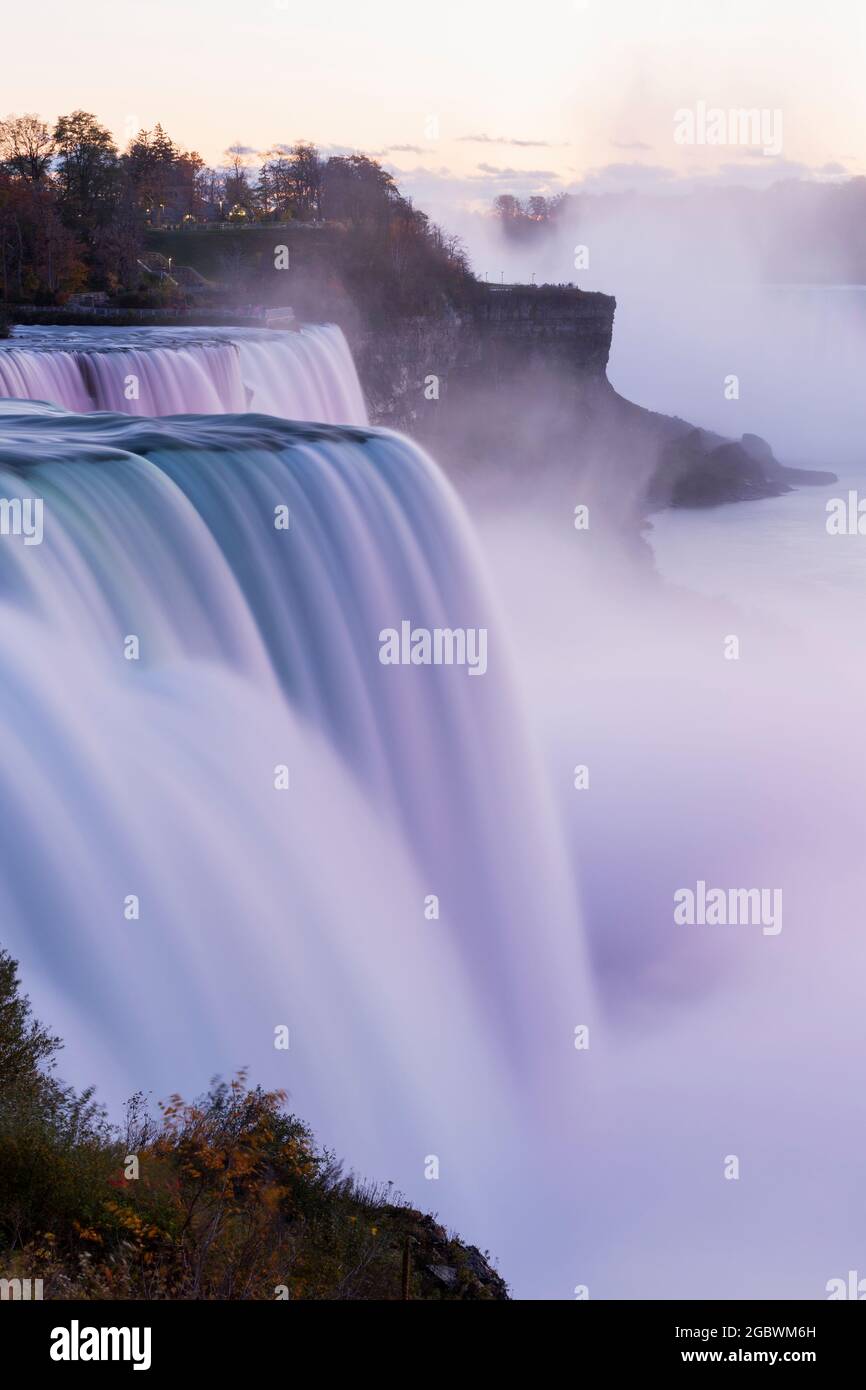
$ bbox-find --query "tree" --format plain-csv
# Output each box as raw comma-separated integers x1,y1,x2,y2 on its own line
321,154,402,226
0,113,54,183
258,142,323,222
0,948,109,1254
53,110,120,234
286,142,322,220
124,124,175,225
493,193,523,222
258,151,294,221
0,174,86,302
171,151,206,221
222,143,257,216
0,949,62,1103
196,164,222,220
123,124,204,227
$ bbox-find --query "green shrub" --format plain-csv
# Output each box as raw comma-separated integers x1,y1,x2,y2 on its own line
0,950,507,1300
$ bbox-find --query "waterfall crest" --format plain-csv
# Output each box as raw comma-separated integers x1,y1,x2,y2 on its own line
0,324,367,425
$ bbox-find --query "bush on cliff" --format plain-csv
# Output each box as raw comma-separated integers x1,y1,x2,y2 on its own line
0,949,507,1300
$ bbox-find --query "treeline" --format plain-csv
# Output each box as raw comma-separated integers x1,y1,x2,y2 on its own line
493,192,568,239
0,111,474,315
0,948,507,1299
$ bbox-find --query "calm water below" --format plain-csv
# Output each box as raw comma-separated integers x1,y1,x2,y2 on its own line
649,464,866,623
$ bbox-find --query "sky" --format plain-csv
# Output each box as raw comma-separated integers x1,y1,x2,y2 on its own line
4,0,866,214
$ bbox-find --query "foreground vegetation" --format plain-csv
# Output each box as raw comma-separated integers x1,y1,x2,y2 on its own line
0,949,506,1300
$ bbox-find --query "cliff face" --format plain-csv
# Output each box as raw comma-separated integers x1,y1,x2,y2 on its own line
349,284,831,522
351,286,616,430
468,286,615,373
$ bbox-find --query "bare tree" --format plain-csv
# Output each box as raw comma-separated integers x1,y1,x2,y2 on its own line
0,113,54,182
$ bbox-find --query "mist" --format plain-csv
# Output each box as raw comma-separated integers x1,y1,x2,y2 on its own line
387,174,866,1296
434,179,866,467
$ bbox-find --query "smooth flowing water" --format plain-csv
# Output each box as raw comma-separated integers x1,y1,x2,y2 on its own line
0,370,588,1294
3,320,863,1299
0,324,367,425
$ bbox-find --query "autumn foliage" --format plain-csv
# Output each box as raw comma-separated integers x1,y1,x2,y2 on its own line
0,950,506,1300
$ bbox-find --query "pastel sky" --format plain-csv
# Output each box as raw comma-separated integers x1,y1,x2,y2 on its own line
5,0,865,211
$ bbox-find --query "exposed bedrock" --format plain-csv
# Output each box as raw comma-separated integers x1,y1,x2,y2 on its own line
348,288,834,523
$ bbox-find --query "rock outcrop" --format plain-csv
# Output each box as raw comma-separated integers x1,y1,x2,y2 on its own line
351,285,615,428
349,286,835,516
392,1209,509,1300
648,424,836,508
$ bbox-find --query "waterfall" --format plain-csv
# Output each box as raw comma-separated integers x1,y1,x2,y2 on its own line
0,324,367,425
5,322,865,1300
0,389,588,1281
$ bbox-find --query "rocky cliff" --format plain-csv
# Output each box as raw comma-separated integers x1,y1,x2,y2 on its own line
348,283,833,520
351,285,615,428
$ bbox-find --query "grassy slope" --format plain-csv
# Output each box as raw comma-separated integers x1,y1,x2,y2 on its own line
0,951,507,1300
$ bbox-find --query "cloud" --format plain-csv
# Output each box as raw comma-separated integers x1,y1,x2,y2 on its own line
565,157,851,195
383,164,453,179
567,162,676,193
458,133,554,148
476,163,559,180
710,157,823,186
269,141,357,157
367,143,427,157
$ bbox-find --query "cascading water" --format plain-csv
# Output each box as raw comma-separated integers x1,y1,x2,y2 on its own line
0,324,367,425
0,344,590,1291
6,324,858,1300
